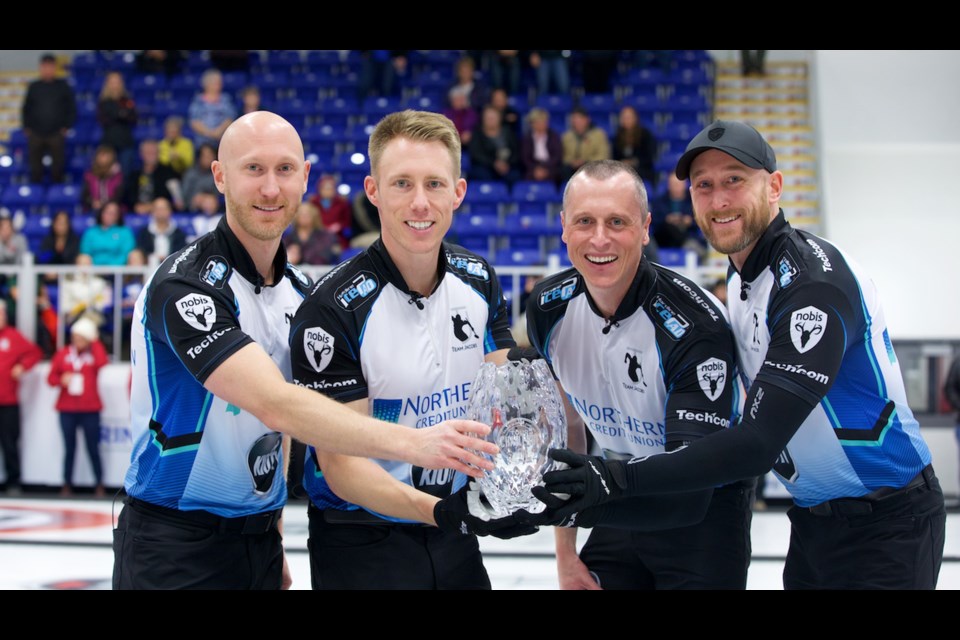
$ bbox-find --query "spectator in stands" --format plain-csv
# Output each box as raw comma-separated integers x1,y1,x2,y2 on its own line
240,85,262,116
60,254,112,333
0,299,42,495
741,50,766,76
448,56,488,111
82,145,124,211
309,175,352,250
188,194,223,241
443,87,477,145
521,108,563,184
581,50,618,94
97,72,138,175
358,50,409,99
80,201,135,266
650,173,704,258
136,50,182,77
482,51,521,96
562,107,611,180
188,69,236,148
489,88,520,136
135,197,187,263
21,53,75,184
283,202,339,266
350,189,381,249
181,143,218,212
0,213,29,265
37,210,81,268
469,105,520,185
530,50,570,96
612,105,658,186
125,139,183,214
48,316,108,498
158,116,194,177
708,279,728,306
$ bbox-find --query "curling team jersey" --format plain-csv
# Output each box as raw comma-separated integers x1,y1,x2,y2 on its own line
125,218,312,517
527,259,741,461
728,212,930,506
290,239,515,522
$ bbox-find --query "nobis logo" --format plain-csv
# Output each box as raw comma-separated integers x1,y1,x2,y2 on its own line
176,293,216,332
697,358,727,402
303,327,335,373
248,432,282,495
790,306,827,354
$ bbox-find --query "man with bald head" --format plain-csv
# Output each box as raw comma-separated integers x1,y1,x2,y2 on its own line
532,121,946,590
114,112,500,590
521,159,751,590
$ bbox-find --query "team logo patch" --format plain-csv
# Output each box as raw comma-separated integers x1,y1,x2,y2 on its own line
447,252,490,281
697,358,727,402
623,350,647,387
335,271,378,311
287,264,312,289
303,327,335,373
248,432,282,495
200,256,229,288
651,295,691,340
451,308,479,342
777,252,798,289
176,293,216,332
708,127,725,141
538,276,578,309
790,306,827,353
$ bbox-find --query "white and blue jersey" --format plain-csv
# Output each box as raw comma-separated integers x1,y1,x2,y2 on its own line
289,239,515,522
728,211,930,506
125,218,312,517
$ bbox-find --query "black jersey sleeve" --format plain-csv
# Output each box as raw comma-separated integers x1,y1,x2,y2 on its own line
661,324,739,448
289,298,367,403
482,264,516,353
755,282,852,405
147,277,254,384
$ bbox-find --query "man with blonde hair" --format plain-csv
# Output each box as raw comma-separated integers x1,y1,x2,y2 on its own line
115,111,498,590
290,110,529,590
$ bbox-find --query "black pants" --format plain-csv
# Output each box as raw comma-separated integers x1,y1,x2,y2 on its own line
27,132,66,184
113,499,284,590
783,466,946,589
308,504,491,590
579,484,753,590
60,411,102,486
0,405,21,486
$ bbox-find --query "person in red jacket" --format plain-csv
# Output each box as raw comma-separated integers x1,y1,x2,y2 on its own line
47,317,108,497
0,300,42,494
309,174,352,250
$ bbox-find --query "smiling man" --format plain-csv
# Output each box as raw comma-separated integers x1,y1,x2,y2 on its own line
531,121,946,590
115,112,499,590
523,160,752,590
289,110,525,590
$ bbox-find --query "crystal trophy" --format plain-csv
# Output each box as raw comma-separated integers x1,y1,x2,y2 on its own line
465,359,567,517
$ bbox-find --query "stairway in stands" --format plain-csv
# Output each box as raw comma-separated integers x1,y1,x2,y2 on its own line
0,70,30,155
713,60,821,235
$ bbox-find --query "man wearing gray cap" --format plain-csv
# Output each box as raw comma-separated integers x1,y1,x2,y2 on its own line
528,120,946,590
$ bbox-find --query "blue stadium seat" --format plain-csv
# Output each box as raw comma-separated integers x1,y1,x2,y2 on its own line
46,184,83,215
406,95,441,113
501,213,559,251
547,249,573,268
363,96,404,121
267,50,301,73
655,248,689,267
129,73,167,96
302,125,341,157
511,181,559,204
580,93,618,113
494,248,544,266
1,184,46,215
169,74,201,101
317,97,359,128
337,247,364,263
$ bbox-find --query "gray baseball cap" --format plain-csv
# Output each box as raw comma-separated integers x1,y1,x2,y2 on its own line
675,120,777,180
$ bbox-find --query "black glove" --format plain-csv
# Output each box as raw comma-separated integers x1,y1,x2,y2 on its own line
434,482,540,540
521,449,628,526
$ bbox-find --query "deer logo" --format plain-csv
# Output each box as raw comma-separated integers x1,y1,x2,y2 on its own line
303,327,335,373
789,306,828,354
451,311,479,342
696,358,727,401
624,352,647,387
176,293,217,332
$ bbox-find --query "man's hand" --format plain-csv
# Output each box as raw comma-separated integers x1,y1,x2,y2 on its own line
434,483,539,540
525,449,627,521
10,364,24,380
281,551,292,590
557,552,602,590
407,419,498,480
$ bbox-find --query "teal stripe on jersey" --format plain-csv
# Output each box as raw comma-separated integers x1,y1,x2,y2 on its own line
853,276,887,399
839,407,896,448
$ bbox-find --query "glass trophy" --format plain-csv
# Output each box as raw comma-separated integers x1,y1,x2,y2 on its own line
466,358,567,517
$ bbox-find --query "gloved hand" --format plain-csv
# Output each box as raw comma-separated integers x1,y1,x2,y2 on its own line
434,482,540,540
519,449,628,526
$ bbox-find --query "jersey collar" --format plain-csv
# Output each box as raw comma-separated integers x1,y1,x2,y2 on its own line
366,238,446,297
734,209,793,283
582,256,658,324
214,217,288,293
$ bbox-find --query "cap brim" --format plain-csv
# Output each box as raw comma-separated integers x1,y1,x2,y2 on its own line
675,145,767,180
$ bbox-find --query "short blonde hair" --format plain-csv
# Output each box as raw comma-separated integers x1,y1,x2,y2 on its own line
368,110,461,180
